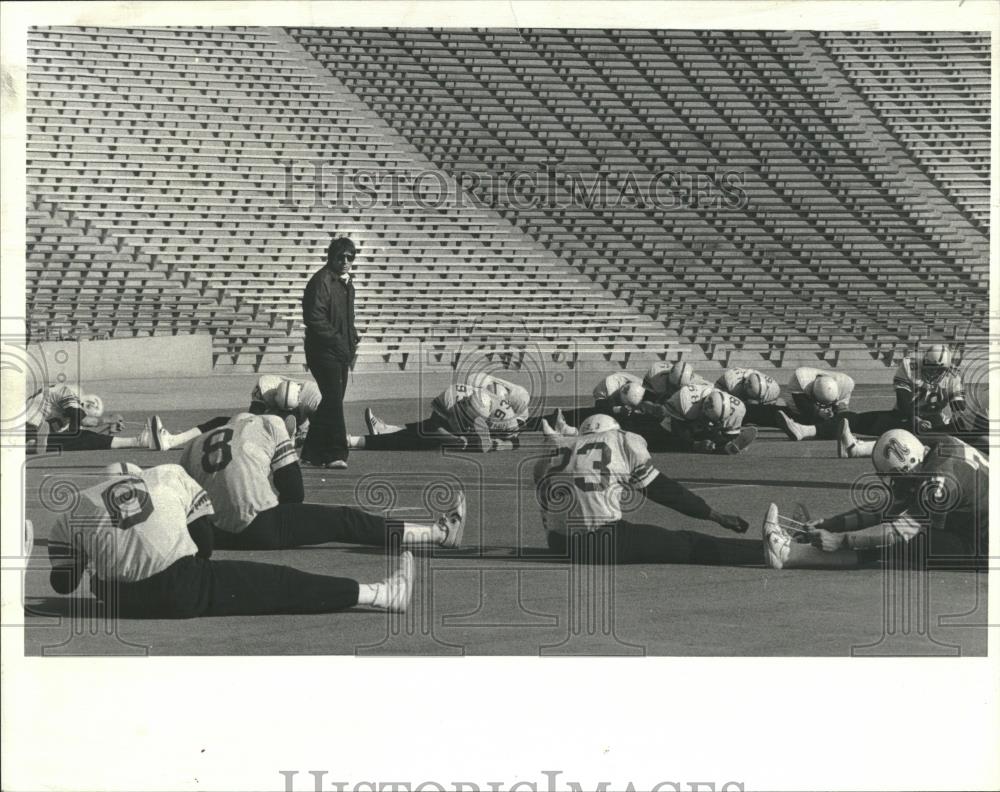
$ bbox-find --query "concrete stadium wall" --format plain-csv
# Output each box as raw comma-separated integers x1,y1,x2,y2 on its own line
29,335,213,387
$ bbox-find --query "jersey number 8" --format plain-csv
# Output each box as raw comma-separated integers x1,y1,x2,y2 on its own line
201,428,235,474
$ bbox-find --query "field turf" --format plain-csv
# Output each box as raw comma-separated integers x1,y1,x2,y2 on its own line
21,388,988,656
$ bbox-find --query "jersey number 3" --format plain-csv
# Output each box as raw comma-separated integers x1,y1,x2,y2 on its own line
201,428,235,473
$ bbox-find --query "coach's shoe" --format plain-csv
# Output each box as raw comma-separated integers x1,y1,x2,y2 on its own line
372,551,414,613
763,503,792,570
435,490,467,549
137,415,173,451
326,459,349,470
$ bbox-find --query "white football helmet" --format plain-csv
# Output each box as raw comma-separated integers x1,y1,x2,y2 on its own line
619,380,645,409
921,344,952,376
276,380,302,412
668,361,694,389
872,429,928,476
746,372,780,405
703,390,736,426
811,375,840,407
103,461,142,477
579,414,620,435
81,394,104,419
458,389,495,425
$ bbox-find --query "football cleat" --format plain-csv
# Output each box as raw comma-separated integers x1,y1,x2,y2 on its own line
554,409,578,436
762,503,792,570
579,414,620,435
540,418,558,438
835,417,874,459
872,429,927,476
138,415,173,450
724,426,757,455
364,407,379,435
373,551,414,613
435,490,466,549
778,411,809,442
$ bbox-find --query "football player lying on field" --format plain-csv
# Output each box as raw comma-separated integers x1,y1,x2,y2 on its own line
174,412,464,549
534,414,757,565
624,382,758,455
25,383,158,453
836,345,986,457
764,430,987,569
136,373,320,452
776,367,855,442
521,370,650,431
355,383,522,452
643,360,712,403
714,367,785,428
47,461,416,618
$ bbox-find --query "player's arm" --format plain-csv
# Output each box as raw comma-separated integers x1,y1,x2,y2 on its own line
187,516,216,559
266,416,304,502
183,477,218,558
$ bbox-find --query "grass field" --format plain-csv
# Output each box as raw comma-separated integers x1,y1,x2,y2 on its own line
20,386,988,657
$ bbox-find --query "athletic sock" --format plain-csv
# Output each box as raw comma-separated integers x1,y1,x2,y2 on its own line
173,427,203,446
785,542,858,569
401,521,439,546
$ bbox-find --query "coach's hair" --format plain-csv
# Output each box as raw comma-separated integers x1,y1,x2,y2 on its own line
327,236,357,265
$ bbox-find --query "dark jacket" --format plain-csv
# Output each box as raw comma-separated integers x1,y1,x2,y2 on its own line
302,265,359,362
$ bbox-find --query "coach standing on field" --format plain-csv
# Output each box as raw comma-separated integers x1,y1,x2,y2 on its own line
301,236,360,468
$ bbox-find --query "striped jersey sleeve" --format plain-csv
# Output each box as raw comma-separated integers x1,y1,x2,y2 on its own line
262,415,298,471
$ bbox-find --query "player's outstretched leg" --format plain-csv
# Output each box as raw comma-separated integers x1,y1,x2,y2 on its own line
139,415,231,451
762,504,858,569
27,421,161,453
216,492,466,550
837,418,875,459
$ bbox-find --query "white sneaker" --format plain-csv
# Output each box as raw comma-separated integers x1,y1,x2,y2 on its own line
540,418,558,438
837,417,854,458
364,407,380,435
554,409,578,436
763,503,791,570
373,551,414,612
436,490,466,548
778,411,809,442
138,415,172,450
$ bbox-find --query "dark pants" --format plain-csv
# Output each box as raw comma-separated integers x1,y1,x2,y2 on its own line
546,521,761,566
94,555,360,618
26,423,113,453
303,348,350,464
214,502,399,550
363,418,466,451
743,403,787,430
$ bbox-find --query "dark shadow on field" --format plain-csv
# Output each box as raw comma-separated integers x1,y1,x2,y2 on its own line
24,596,104,619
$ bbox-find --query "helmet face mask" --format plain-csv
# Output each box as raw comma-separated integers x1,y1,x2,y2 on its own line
579,414,620,435
920,344,952,381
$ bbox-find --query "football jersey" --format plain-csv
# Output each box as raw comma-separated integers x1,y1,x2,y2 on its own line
791,368,855,407
251,375,321,421
592,372,643,405
893,358,964,425
912,437,988,520
659,382,715,429
466,373,530,422
535,428,659,532
179,413,297,533
48,464,212,583
25,383,83,427
643,362,711,402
